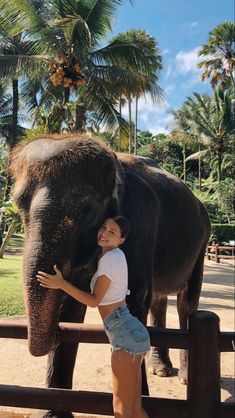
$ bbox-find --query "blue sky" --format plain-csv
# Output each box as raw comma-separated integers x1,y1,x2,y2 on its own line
106,0,233,134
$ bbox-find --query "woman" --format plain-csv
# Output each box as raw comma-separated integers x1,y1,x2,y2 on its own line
37,216,150,418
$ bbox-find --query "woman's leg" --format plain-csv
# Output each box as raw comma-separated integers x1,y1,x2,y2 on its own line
131,363,149,418
111,350,143,418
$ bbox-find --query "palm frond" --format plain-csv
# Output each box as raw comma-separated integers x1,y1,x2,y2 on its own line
185,149,209,161
83,77,128,132
0,55,49,78
91,29,162,74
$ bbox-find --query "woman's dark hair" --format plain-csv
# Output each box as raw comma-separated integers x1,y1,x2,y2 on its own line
113,216,130,238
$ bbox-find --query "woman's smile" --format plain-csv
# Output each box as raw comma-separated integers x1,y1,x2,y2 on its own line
97,218,125,252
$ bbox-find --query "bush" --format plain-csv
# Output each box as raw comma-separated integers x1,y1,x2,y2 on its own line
210,223,235,244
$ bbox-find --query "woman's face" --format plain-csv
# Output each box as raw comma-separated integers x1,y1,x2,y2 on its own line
97,218,125,251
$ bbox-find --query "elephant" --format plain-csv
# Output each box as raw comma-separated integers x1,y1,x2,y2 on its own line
10,133,210,418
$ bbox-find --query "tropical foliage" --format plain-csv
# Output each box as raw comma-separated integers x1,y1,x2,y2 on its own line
0,11,234,251
0,0,163,138
198,21,235,90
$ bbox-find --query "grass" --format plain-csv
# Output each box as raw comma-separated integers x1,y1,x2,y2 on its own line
0,252,25,317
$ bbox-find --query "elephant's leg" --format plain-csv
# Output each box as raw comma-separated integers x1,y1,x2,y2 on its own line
36,298,87,418
177,247,205,385
177,288,189,385
148,295,172,377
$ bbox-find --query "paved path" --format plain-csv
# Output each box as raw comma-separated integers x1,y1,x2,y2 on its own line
0,259,234,417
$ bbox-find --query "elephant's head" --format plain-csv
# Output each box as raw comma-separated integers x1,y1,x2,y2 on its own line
10,134,122,356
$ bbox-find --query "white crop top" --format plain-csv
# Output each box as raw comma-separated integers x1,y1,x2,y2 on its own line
90,248,130,306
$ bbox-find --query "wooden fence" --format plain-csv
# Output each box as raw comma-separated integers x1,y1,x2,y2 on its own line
206,245,235,263
0,311,234,418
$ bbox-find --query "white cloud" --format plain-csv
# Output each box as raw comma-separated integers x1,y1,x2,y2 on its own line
175,47,201,75
190,21,198,27
147,114,175,135
120,93,174,135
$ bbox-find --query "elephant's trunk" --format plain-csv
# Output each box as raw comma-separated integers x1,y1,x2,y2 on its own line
23,232,71,357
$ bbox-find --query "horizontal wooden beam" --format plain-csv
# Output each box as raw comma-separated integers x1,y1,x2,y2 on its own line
0,320,234,352
0,384,189,418
0,319,190,348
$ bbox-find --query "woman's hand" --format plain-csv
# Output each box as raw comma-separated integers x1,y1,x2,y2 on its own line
36,265,66,289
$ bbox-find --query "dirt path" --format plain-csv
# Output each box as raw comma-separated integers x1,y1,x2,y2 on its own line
0,259,234,417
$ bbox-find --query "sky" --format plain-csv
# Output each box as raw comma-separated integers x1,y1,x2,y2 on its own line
106,0,234,135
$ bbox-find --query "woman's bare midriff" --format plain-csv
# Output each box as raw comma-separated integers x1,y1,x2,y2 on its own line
98,299,126,321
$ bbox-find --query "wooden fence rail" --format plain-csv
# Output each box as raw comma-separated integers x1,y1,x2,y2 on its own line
206,245,235,263
0,311,234,418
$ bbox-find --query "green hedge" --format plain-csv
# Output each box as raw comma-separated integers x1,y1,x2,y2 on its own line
210,224,235,244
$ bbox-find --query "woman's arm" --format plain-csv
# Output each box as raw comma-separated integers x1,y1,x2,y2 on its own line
36,265,111,308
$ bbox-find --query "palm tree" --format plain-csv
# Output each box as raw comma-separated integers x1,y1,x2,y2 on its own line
198,21,235,90
108,29,163,154
0,83,12,142
177,90,234,184
169,128,195,183
0,1,163,135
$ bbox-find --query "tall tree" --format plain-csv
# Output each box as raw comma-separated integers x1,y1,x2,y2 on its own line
109,29,163,153
198,21,235,90
0,1,163,134
174,90,234,184
169,129,194,183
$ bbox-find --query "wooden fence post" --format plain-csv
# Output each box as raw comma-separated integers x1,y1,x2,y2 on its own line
187,311,221,418
215,244,219,263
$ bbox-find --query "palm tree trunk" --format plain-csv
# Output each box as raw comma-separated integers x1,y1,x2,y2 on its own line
198,144,201,191
0,223,16,259
63,87,70,106
128,96,132,154
118,97,122,152
218,154,221,184
217,138,223,184
182,144,186,183
230,73,235,90
75,104,86,132
134,97,138,155
11,79,18,148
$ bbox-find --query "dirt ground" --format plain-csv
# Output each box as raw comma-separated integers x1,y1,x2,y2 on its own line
0,259,234,418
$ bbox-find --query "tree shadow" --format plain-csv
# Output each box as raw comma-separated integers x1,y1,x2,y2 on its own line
203,263,234,287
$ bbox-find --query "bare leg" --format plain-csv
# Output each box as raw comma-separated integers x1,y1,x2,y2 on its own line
111,350,148,418
131,364,149,418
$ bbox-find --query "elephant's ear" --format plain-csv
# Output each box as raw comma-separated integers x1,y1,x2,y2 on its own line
121,170,160,306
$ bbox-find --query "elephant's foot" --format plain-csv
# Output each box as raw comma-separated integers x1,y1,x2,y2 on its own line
178,367,188,385
148,354,173,377
33,411,74,418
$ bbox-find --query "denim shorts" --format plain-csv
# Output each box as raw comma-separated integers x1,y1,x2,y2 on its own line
103,304,151,356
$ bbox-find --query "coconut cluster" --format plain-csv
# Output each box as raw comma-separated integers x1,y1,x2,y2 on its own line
49,55,86,91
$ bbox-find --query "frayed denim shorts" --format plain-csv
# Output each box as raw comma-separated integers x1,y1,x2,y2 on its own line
103,304,150,356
